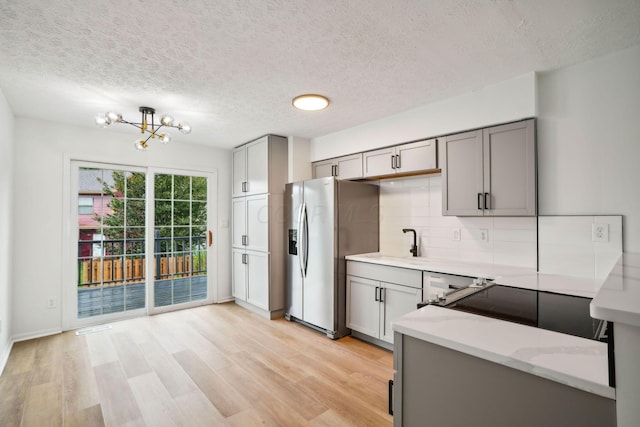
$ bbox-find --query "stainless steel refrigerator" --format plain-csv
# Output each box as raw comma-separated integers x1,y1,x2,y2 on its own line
285,177,379,339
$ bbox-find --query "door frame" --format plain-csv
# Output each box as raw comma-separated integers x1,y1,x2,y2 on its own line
62,159,219,330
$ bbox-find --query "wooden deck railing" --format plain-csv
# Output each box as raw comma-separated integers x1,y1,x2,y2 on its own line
78,255,207,288
78,236,207,288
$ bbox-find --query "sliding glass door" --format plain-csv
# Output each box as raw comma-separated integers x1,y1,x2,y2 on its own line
75,166,147,319
68,162,217,328
150,172,211,312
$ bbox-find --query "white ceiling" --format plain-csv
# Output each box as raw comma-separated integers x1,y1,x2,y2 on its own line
1,0,639,149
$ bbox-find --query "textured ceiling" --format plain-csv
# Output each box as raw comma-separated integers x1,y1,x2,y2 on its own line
1,0,640,149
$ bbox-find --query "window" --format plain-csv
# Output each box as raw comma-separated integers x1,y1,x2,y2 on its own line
78,196,94,215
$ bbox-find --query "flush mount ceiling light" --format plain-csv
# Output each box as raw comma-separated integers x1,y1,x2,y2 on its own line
292,94,330,111
95,106,192,151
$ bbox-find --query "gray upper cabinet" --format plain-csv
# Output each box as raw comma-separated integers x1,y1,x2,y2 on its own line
232,135,288,197
312,153,363,180
363,139,437,178
362,146,395,177
441,130,484,216
442,119,536,216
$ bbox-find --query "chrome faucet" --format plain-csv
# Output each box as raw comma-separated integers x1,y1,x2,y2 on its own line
402,228,418,257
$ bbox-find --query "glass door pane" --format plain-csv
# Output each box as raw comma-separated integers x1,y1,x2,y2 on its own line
153,173,208,308
77,167,146,318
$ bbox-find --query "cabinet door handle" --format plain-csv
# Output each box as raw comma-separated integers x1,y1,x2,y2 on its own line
242,253,248,264
380,287,385,303
242,181,248,192
396,155,401,169
484,192,490,210
391,155,395,170
208,230,213,247
241,235,247,246
334,164,339,177
375,286,379,302
388,379,394,416
478,193,483,210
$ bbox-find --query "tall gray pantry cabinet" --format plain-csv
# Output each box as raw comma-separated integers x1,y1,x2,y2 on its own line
231,135,288,318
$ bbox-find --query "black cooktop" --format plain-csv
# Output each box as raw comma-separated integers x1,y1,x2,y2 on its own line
446,284,607,342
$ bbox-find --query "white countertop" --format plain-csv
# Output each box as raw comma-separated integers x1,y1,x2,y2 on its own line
345,252,535,280
346,252,601,297
347,252,614,399
591,253,640,327
394,306,614,399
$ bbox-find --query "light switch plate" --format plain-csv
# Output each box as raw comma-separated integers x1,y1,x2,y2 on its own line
47,296,57,309
452,228,461,241
592,224,609,242
479,229,488,242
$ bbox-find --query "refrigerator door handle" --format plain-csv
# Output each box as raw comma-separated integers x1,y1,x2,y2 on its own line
297,203,305,278
302,202,309,277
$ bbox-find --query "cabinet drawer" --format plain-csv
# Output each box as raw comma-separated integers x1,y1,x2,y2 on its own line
347,261,422,289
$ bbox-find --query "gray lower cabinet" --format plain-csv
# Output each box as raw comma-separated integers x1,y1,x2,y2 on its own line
442,119,536,216
346,261,422,346
232,249,270,310
393,333,616,427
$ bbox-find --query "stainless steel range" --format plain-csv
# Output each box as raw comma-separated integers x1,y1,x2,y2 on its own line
427,283,609,341
421,282,615,386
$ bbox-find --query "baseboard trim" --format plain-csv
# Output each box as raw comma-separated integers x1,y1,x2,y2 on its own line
351,330,393,351
12,328,63,343
234,299,284,320
0,339,14,375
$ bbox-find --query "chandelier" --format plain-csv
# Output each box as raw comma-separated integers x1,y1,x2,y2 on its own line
95,106,192,151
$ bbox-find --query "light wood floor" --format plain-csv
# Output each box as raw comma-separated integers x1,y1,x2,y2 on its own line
0,302,393,426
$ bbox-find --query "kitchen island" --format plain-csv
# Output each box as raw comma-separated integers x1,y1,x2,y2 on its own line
591,253,640,427
346,253,617,426
392,306,614,427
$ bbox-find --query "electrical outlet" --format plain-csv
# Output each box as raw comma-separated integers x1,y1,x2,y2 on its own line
452,228,461,241
479,229,488,242
47,297,57,309
592,224,609,242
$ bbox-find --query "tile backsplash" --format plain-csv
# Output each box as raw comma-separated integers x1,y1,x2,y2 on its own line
538,215,622,280
378,175,537,268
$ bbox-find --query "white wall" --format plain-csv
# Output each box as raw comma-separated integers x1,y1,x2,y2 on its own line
537,44,640,253
0,88,14,369
12,118,231,340
311,72,536,161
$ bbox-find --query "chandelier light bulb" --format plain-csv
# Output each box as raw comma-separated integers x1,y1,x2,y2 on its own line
178,123,192,134
160,114,174,126
134,139,148,151
106,111,122,123
159,133,172,144
95,113,109,127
